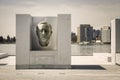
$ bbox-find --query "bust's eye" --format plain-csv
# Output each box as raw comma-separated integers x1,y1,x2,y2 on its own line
45,30,48,33
40,29,43,32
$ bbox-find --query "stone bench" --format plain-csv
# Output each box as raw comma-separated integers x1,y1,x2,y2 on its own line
0,53,8,59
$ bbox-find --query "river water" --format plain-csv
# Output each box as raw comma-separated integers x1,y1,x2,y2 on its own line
0,44,110,56
71,44,111,56
0,44,16,55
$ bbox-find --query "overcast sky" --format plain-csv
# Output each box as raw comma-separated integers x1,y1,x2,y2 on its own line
1,0,120,37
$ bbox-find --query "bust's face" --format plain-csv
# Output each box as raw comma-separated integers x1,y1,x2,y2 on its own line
36,22,52,47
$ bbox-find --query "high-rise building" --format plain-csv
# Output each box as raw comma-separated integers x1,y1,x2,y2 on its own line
96,29,101,40
77,24,93,43
93,29,96,40
77,27,80,43
92,29,101,41
101,26,111,43
71,32,77,43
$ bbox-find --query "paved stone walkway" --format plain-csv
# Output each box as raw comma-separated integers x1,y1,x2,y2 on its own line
0,56,120,80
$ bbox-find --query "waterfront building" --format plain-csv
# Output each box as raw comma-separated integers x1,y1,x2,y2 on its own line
93,29,96,40
71,32,77,43
77,24,93,43
77,27,80,43
101,26,111,44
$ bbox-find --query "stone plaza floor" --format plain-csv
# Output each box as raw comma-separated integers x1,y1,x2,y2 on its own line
0,56,120,80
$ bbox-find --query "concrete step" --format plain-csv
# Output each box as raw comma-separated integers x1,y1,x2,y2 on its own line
0,53,8,59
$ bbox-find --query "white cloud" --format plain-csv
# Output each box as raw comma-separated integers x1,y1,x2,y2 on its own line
1,0,120,36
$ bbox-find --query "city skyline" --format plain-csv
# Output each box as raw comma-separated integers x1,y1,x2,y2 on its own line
1,0,120,37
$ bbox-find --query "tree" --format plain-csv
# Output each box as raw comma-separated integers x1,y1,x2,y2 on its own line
0,36,4,42
7,35,11,42
12,36,16,42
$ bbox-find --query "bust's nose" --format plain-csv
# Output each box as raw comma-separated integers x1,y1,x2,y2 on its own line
41,30,45,34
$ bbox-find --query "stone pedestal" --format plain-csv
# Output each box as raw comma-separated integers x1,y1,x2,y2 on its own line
16,14,71,69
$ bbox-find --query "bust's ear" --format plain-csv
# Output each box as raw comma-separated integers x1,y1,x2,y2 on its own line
36,26,38,30
36,26,39,36
51,31,52,34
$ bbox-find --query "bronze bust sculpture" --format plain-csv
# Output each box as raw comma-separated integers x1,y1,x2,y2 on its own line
36,22,52,47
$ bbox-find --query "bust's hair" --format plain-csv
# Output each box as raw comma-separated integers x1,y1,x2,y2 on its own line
40,22,52,30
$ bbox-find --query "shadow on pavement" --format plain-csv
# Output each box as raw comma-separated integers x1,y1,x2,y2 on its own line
71,65,106,70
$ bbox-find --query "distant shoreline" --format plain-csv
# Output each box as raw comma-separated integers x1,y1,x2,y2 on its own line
0,42,16,44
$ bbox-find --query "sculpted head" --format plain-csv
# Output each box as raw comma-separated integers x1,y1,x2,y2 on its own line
36,22,52,47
